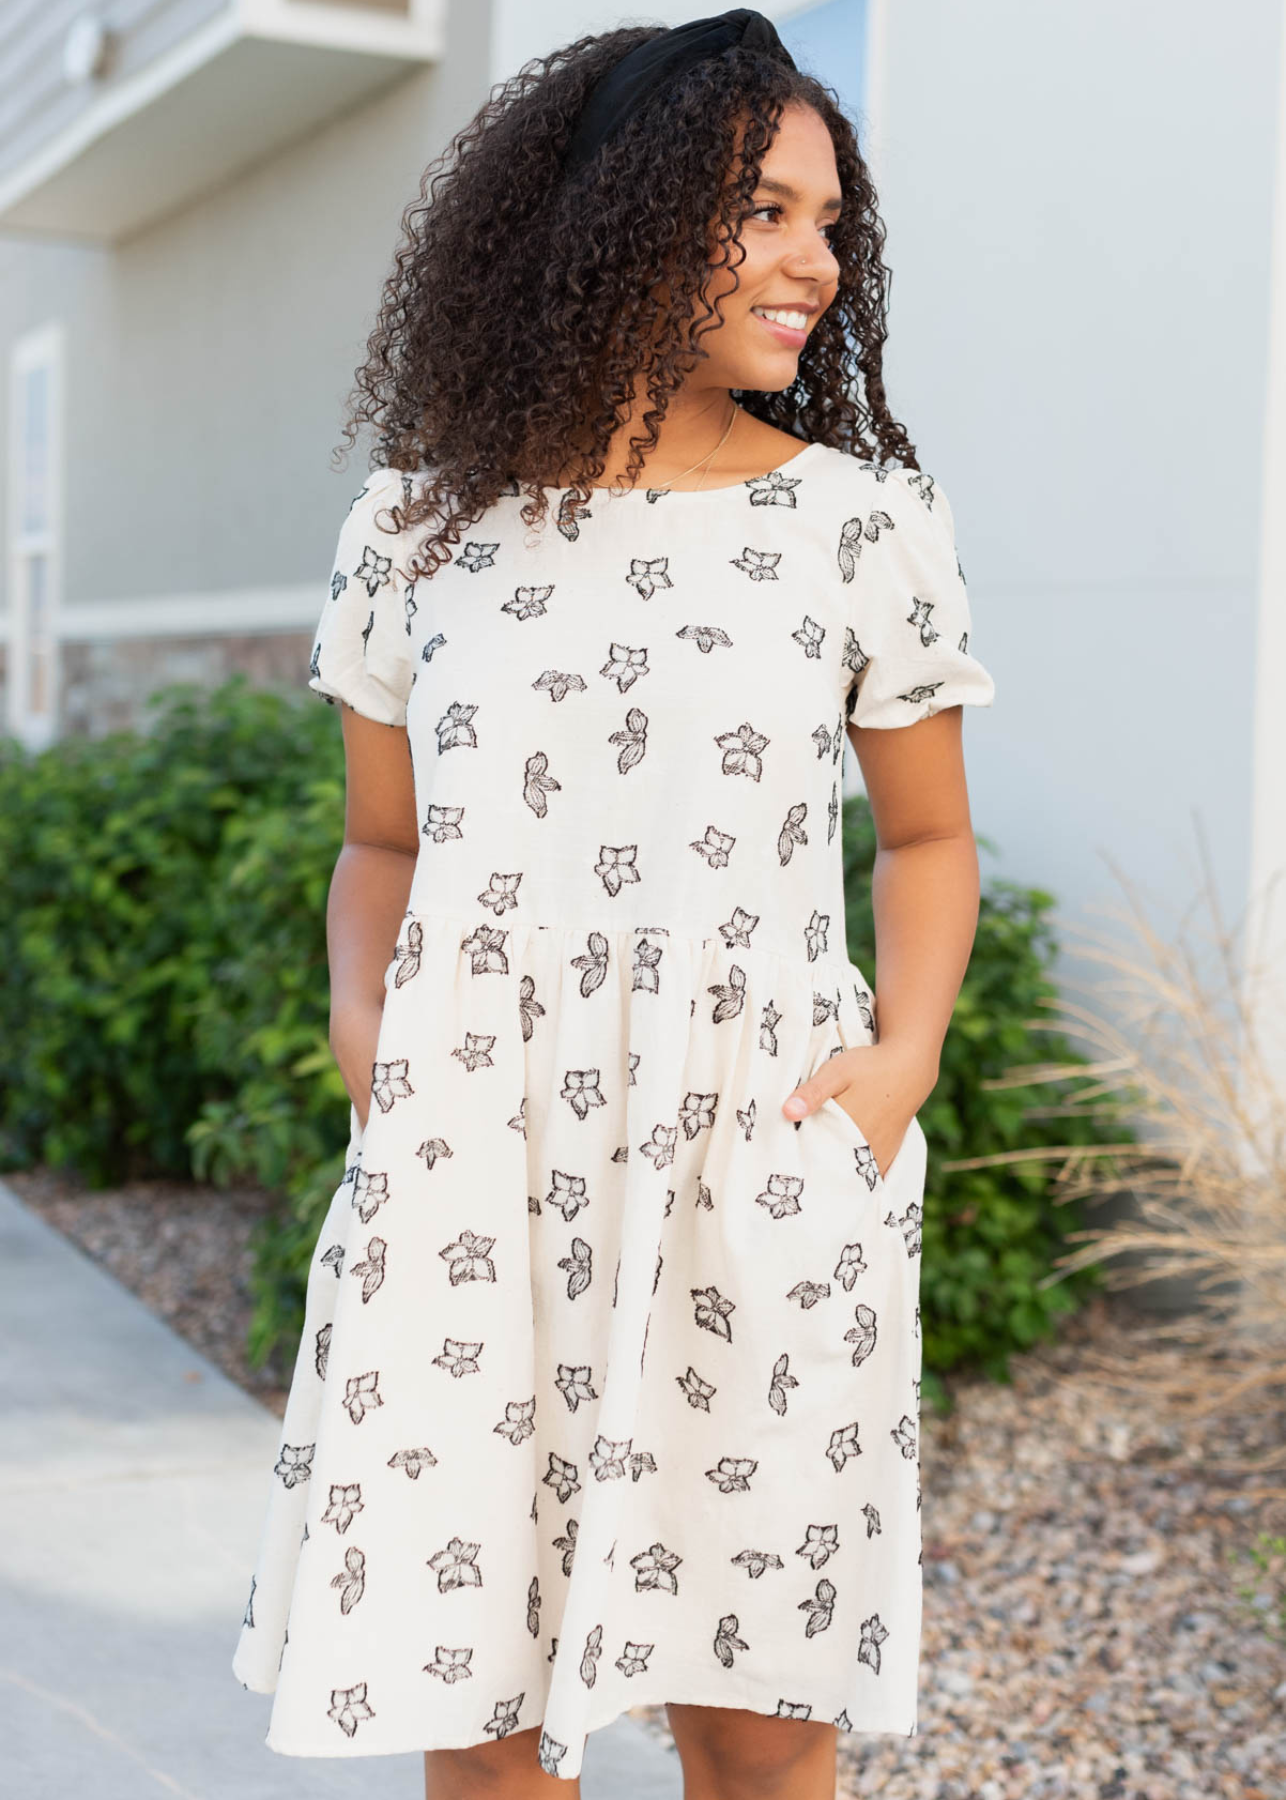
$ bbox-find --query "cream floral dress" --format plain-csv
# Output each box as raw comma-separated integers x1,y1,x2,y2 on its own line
231,439,995,1778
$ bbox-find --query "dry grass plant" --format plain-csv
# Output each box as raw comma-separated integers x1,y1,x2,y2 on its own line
939,832,1286,1493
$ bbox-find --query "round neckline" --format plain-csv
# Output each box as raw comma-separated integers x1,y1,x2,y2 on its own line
540,437,827,498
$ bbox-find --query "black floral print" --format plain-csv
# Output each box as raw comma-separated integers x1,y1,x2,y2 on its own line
234,443,995,1776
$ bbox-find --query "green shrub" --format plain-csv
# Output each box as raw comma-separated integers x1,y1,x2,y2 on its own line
841,794,1109,1409
0,684,1110,1396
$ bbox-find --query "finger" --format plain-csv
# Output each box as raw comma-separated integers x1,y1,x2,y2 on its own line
782,1069,843,1120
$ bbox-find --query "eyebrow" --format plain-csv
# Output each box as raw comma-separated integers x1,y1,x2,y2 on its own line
754,176,843,211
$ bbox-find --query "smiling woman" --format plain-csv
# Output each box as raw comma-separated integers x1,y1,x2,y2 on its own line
230,10,997,1795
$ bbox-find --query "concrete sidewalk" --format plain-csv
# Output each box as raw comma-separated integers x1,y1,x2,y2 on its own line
0,1181,681,1798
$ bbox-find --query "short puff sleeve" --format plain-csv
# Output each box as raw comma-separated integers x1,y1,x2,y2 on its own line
307,466,417,727
841,465,996,729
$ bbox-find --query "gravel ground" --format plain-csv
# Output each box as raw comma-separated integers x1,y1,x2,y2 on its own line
9,1167,1285,1798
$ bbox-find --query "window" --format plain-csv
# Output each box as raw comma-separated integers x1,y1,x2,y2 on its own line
7,322,62,749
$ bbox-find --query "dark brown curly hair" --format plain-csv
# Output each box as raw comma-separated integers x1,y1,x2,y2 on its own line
334,22,919,581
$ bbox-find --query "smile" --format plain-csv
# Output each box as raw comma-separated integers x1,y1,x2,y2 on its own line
751,306,810,348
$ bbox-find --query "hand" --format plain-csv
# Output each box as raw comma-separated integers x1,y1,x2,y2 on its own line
782,1041,936,1180
329,1001,385,1136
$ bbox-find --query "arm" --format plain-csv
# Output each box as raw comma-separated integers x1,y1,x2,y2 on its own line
327,704,419,1132
781,704,980,1177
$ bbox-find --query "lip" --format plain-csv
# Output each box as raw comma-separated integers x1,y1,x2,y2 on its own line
753,309,810,349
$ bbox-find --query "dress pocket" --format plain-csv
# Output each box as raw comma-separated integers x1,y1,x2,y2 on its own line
816,1090,887,1193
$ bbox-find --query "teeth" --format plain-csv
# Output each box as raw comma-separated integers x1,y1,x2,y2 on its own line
753,307,809,331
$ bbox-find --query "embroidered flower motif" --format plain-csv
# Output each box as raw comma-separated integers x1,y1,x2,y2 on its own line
691,1284,734,1341
768,1349,800,1415
403,583,418,634
503,584,553,620
707,964,747,1023
837,509,895,582
527,1573,542,1632
706,1455,756,1494
714,720,769,780
350,1236,386,1303
899,680,946,706
626,557,672,600
777,802,808,865
859,1612,889,1674
676,1091,716,1140
826,1419,863,1471
427,1535,482,1593
791,616,825,658
458,541,498,572
755,1172,804,1220
372,1059,414,1112
390,919,423,986
342,1370,384,1424
631,935,663,994
630,1450,658,1482
828,782,839,842
675,1366,716,1411
353,546,392,596
360,610,375,651
907,471,936,509
569,931,608,997
712,1612,749,1668
599,642,649,692
492,1398,536,1447
890,1414,917,1461
799,1578,836,1637
630,1541,682,1594
553,1518,577,1575
558,1236,593,1300
416,1136,453,1170
545,1169,589,1221
615,1640,654,1676
533,669,587,701
844,1304,878,1370
676,623,732,654
242,1575,256,1627
331,1545,366,1614
352,1169,390,1223
328,1680,375,1736
746,467,803,506
797,1522,840,1569
436,701,479,752
475,875,521,920
421,630,447,663
588,1434,632,1482
273,1442,314,1487
451,1030,496,1072
558,490,589,540
387,1445,438,1478
537,1731,567,1776
432,1337,483,1378
885,1196,923,1256
908,595,940,646
440,1228,497,1284
691,825,736,868
321,1482,364,1533
543,1452,581,1504
423,1645,475,1682
594,843,640,896
579,1623,604,1688
850,1143,881,1191
320,1243,344,1277
760,1001,782,1055
422,803,464,844
731,547,781,581
483,1696,525,1739
834,1242,867,1289
561,1067,606,1121
309,640,322,679
522,750,560,816
518,972,543,1044
863,1502,882,1537
732,1548,784,1579
330,569,347,602
607,705,648,773
639,1121,678,1170
555,1363,598,1412
804,910,830,961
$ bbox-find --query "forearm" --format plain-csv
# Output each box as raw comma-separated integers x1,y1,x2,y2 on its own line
868,831,981,1095
326,841,417,1026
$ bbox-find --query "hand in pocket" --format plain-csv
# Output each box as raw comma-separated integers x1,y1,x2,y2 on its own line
784,1041,932,1182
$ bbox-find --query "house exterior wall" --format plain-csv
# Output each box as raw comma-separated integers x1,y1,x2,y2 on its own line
870,0,1282,949
0,0,490,739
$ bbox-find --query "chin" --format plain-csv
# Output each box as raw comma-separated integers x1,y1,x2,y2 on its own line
724,352,803,394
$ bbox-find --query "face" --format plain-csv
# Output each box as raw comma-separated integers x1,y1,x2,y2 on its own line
697,101,843,393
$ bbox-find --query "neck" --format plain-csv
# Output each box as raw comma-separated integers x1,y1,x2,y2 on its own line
559,385,737,491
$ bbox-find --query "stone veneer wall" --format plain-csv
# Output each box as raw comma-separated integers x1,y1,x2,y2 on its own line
59,632,316,738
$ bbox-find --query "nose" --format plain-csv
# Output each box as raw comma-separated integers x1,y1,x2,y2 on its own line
783,230,839,287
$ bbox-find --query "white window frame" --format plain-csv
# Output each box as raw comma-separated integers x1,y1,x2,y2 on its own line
6,321,63,751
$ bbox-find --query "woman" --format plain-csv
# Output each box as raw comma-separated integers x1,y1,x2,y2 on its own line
232,10,995,1795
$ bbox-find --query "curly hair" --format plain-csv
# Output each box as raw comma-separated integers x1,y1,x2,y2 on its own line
334,22,919,581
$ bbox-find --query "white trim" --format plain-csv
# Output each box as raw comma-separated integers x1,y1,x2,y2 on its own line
6,320,64,753
58,586,323,642
1245,0,1286,1122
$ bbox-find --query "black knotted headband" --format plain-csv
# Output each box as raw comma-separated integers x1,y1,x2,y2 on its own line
562,8,797,179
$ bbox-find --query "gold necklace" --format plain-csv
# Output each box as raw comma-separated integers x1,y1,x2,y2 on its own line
646,400,740,494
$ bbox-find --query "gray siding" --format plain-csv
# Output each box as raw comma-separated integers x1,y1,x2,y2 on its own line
876,0,1280,931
